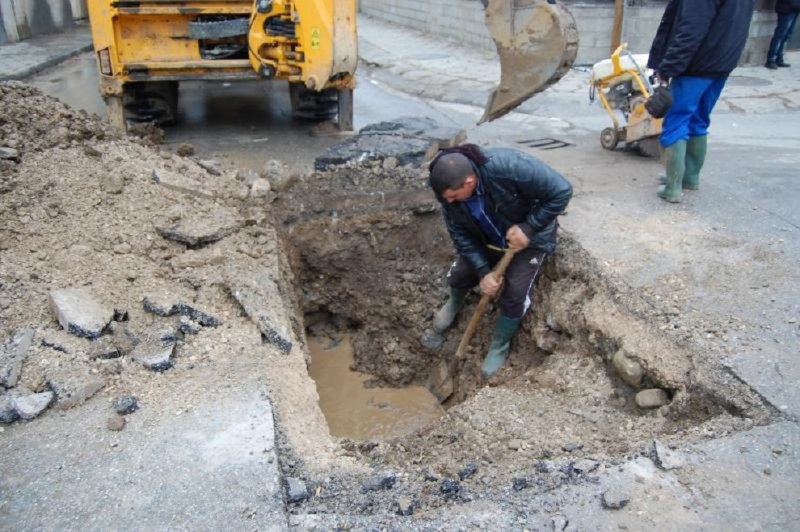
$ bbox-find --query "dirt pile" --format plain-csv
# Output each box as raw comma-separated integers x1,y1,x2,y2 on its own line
0,83,342,471
272,134,777,518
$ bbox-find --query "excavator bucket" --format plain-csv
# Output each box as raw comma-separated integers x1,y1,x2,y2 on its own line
480,0,579,124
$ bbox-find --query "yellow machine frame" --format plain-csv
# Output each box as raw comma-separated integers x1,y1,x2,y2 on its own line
86,0,357,130
591,44,662,152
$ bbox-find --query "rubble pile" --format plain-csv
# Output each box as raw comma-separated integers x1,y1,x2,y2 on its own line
0,82,296,425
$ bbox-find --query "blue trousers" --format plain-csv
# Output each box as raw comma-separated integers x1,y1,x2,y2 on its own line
660,75,727,148
767,12,799,64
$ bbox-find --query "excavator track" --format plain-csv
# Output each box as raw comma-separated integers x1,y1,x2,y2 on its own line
480,0,579,123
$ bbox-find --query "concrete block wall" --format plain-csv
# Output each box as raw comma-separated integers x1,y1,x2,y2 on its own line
359,0,779,67
0,0,80,44
361,0,495,53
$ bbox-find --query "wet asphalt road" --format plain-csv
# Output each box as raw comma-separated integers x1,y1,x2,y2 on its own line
27,52,463,174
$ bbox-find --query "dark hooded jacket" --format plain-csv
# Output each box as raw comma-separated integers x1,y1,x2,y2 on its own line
434,147,572,279
648,0,755,79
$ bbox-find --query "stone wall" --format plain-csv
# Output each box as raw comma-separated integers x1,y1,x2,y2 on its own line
359,0,781,66
0,0,82,44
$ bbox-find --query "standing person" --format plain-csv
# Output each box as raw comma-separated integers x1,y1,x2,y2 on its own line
427,144,572,378
766,0,800,69
647,0,755,203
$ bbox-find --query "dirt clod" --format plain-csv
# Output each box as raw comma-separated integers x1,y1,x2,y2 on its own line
106,415,126,431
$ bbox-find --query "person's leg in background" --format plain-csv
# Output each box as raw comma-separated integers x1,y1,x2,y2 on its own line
766,13,797,68
658,76,714,203
683,76,727,190
776,13,798,67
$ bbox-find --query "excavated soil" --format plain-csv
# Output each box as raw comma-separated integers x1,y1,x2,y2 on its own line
0,83,778,521
272,131,777,517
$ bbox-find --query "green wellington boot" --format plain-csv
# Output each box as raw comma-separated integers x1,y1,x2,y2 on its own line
432,288,469,333
657,140,686,203
481,315,522,378
682,135,707,190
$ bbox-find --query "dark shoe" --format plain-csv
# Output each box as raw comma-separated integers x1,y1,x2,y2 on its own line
432,288,469,333
777,61,791,68
682,135,707,190
657,140,686,203
765,62,779,70
481,315,522,378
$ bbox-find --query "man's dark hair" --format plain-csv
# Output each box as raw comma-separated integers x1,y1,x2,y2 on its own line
428,144,488,195
429,153,473,194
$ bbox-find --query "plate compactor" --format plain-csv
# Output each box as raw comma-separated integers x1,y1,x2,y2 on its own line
589,44,663,158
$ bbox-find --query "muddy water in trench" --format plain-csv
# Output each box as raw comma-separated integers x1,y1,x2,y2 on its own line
308,335,445,441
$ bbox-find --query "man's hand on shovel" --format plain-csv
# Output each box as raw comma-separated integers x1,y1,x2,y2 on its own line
506,224,530,251
456,225,529,360
479,225,529,295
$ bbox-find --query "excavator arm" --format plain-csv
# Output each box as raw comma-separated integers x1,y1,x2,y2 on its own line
480,0,579,123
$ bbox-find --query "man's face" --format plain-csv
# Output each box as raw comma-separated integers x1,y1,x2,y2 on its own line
442,174,477,203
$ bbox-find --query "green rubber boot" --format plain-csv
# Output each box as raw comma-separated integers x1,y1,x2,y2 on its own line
433,288,469,333
682,135,707,190
657,140,686,203
481,315,522,378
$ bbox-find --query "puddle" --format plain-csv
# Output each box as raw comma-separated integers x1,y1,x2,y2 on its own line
307,334,444,441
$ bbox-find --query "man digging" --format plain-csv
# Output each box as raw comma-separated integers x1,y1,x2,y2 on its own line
425,144,572,378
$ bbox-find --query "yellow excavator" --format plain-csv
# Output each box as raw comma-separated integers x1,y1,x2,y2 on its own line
85,0,578,131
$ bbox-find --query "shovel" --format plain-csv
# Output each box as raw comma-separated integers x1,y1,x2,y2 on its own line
427,249,517,403
454,249,517,362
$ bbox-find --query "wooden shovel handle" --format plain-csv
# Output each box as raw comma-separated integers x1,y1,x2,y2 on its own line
454,249,517,361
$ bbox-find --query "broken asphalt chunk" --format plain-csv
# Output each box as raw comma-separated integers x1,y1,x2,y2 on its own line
13,390,54,420
177,316,201,335
227,273,293,354
142,295,221,327
314,134,434,171
361,470,397,492
654,440,685,470
49,288,113,339
285,477,309,503
0,395,20,423
0,328,34,388
131,329,176,371
458,463,478,481
112,394,139,415
154,209,242,248
151,168,213,199
602,485,632,510
440,478,461,498
359,116,466,149
46,367,106,410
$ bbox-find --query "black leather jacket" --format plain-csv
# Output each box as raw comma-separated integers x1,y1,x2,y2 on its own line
648,0,755,80
436,148,572,278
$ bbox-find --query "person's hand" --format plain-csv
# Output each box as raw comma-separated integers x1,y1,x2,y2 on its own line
506,225,530,251
655,72,669,85
480,272,501,296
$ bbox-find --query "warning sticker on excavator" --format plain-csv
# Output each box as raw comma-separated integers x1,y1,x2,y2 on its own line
311,27,321,50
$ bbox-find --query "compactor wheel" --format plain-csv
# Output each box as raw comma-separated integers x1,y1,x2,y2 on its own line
600,127,620,150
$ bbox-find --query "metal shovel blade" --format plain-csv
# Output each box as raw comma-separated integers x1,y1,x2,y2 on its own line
480,0,579,124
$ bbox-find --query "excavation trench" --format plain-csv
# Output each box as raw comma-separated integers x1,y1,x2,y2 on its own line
274,161,775,472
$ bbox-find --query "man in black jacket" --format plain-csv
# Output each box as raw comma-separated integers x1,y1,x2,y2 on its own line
647,0,755,203
766,0,800,69
427,145,572,378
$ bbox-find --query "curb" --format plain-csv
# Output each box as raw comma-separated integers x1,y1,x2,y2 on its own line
0,43,94,81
